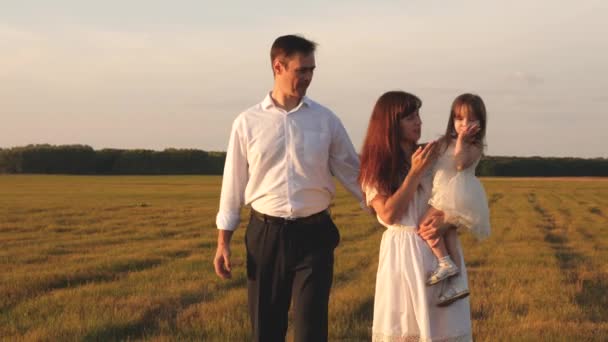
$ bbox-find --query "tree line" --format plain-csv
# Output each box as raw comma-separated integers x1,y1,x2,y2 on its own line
0,144,606,176
0,145,224,175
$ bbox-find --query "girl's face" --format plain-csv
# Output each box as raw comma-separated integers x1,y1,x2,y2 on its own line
453,106,480,135
400,109,422,144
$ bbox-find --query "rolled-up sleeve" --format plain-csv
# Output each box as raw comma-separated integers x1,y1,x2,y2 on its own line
216,116,248,231
328,116,365,207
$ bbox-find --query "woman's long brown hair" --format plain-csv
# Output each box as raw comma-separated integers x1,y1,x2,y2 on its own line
358,91,422,197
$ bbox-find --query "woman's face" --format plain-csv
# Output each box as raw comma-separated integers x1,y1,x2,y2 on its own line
400,109,422,144
453,106,480,135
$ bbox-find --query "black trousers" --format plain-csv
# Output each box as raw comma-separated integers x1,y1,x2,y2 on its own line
245,211,340,342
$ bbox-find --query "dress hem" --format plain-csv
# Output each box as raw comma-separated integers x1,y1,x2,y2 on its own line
371,331,472,342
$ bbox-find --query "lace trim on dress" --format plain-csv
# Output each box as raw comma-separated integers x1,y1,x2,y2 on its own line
447,214,473,231
447,214,490,240
371,332,472,342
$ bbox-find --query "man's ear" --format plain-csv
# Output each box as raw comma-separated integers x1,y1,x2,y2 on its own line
272,59,283,75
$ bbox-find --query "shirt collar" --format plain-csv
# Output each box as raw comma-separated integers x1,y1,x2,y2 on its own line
262,92,312,111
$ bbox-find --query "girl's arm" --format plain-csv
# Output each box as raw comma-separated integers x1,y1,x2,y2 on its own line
369,142,437,225
453,140,482,171
453,123,483,171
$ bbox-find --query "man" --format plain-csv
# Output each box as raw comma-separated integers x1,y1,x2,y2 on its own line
213,34,363,341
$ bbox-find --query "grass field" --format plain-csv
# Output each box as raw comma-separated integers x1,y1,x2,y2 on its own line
1,175,607,341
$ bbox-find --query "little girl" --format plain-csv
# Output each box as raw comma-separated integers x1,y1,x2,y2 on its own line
423,93,491,305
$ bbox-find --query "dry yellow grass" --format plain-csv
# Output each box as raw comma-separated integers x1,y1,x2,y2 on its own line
0,175,607,341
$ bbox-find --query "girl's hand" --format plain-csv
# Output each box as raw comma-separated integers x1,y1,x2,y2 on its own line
410,141,438,176
458,122,480,142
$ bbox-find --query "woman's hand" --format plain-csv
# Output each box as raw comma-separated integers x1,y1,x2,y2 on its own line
418,211,451,242
410,141,438,176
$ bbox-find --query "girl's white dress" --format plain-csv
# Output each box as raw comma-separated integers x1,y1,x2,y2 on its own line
429,141,491,240
365,170,472,342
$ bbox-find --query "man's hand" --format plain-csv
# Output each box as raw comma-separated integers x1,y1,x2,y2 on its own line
213,229,234,279
214,243,232,279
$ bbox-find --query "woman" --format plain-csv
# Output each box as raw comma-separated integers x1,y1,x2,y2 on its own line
359,91,472,341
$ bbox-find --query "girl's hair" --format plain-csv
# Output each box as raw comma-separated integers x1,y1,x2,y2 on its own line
443,93,487,147
359,91,422,196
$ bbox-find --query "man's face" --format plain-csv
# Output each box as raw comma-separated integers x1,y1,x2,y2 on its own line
274,53,316,98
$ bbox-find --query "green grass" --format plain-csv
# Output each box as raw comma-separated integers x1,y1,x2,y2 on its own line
1,175,607,341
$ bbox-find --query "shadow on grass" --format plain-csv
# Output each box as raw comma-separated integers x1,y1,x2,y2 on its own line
589,207,603,216
575,274,608,323
82,275,248,341
82,306,163,342
543,232,566,244
553,246,586,271
352,296,374,321
471,302,492,321
508,303,529,318
528,193,584,272
466,259,486,268
488,193,504,207
528,192,607,323
3,252,193,312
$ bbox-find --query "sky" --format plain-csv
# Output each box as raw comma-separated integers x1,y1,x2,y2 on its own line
1,0,607,158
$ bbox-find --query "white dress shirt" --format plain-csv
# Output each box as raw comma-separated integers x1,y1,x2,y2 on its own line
216,93,364,231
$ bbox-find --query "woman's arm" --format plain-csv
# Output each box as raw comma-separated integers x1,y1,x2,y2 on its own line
370,171,423,225
369,142,438,225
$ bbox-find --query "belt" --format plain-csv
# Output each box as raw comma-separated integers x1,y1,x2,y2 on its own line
251,208,329,225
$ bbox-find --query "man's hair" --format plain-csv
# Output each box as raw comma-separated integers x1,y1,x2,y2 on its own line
270,35,317,67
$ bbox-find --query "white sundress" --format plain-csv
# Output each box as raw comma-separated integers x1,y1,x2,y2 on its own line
428,141,491,240
365,171,472,342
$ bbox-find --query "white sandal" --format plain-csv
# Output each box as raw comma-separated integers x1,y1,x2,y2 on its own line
426,262,459,286
437,283,470,307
